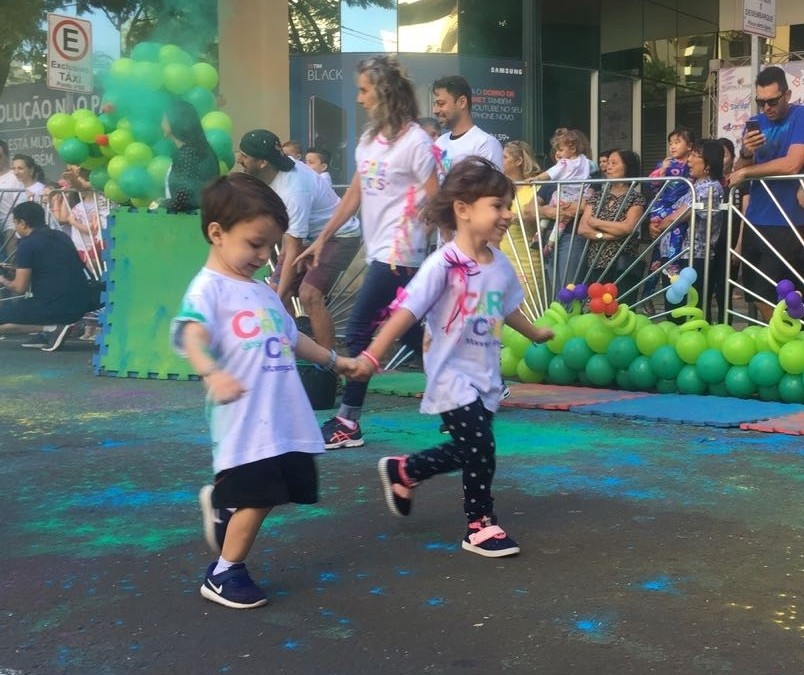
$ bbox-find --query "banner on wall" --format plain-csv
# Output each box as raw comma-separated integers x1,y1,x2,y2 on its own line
290,53,524,185
717,62,804,150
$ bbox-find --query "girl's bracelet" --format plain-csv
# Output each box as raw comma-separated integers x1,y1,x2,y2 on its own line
360,350,381,372
325,349,338,370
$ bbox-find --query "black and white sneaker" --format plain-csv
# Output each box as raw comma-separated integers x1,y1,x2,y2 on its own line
41,324,72,352
200,562,267,609
199,485,233,554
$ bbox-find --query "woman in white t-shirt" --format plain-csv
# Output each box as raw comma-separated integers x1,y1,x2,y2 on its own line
11,154,46,201
294,55,439,450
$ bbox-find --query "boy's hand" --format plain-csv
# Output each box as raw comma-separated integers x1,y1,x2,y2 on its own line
351,354,378,381
203,370,246,404
532,327,555,343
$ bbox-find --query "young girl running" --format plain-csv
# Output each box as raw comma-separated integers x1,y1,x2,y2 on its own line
354,157,554,557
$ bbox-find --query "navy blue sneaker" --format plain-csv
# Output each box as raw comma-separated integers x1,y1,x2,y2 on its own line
462,515,520,558
200,562,267,609
321,417,364,449
199,485,232,553
378,456,416,517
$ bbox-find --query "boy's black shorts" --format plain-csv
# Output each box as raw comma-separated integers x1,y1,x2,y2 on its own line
211,452,319,509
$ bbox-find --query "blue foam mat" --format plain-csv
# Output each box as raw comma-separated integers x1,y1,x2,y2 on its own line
571,394,799,428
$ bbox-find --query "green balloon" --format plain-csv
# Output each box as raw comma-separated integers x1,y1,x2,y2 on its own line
757,384,780,402
636,324,667,356
192,62,219,90
159,44,193,66
163,63,195,95
47,112,75,140
649,344,684,379
71,108,95,121
752,328,773,354
747,351,784,387
110,57,136,78
606,336,639,370
706,323,735,350
147,155,172,185
656,378,678,394
104,179,129,203
124,141,154,166
657,320,680,346
202,110,233,134
152,137,176,158
585,322,614,354
546,323,573,355
183,86,217,117
108,128,134,155
562,336,593,370
517,359,543,383
89,167,110,191
676,365,707,395
628,355,658,390
133,61,164,89
131,118,163,145
74,115,104,143
695,348,730,384
708,380,729,397
500,347,519,378
616,369,636,391
585,353,615,386
59,137,90,164
504,328,532,359
633,314,652,332
725,365,756,398
206,128,233,160
131,41,162,63
524,343,553,373
722,332,756,366
778,340,804,375
107,155,130,180
119,166,155,199
778,373,804,403
568,313,599,337
547,355,576,385
675,330,708,365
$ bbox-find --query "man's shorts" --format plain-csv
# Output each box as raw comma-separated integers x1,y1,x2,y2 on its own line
211,452,319,509
273,236,361,295
742,224,804,302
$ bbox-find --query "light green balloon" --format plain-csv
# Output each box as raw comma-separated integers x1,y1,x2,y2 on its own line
192,62,219,90
201,110,233,134
124,142,154,166
46,112,75,140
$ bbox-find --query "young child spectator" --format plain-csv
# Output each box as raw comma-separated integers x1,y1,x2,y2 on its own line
171,173,357,609
305,147,333,186
354,157,554,558
281,139,303,160
642,128,695,310
533,128,591,257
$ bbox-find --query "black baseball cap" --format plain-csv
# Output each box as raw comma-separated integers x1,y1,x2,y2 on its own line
239,129,295,171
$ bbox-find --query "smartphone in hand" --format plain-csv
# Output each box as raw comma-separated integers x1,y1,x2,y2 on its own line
745,119,760,134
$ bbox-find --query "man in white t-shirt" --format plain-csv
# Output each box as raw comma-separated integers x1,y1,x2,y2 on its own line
238,129,361,349
0,140,24,261
432,75,504,177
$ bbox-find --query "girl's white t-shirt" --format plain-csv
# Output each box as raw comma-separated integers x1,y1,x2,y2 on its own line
546,154,591,205
400,241,524,414
171,268,325,474
355,123,435,268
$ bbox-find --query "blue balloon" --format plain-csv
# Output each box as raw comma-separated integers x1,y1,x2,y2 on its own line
666,288,683,304
679,267,698,284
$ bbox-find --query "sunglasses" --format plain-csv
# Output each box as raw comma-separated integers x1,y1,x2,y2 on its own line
755,93,786,108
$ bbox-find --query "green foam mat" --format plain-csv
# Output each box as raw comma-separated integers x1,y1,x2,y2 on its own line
95,209,208,379
366,370,426,397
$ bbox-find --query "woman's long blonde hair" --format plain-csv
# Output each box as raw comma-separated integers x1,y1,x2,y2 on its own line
358,55,419,142
504,140,541,178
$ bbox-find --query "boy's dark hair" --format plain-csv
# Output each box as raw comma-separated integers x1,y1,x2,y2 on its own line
432,75,472,109
599,149,612,159
609,149,641,178
668,127,696,146
717,137,735,157
306,147,331,165
12,201,47,229
422,156,513,231
756,65,788,91
200,173,289,243
693,139,725,182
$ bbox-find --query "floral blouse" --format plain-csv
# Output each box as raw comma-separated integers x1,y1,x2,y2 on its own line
585,187,646,269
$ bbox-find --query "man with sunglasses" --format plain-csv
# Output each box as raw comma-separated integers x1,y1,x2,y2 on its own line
729,66,804,321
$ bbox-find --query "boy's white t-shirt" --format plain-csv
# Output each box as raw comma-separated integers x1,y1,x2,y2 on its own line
270,159,360,240
355,123,436,267
546,154,591,205
0,170,23,231
435,125,504,177
400,242,524,414
171,267,325,474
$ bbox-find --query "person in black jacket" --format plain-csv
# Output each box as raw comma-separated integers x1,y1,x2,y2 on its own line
162,101,220,213
0,202,99,350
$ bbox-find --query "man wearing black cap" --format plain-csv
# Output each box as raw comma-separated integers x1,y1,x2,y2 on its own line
237,129,361,350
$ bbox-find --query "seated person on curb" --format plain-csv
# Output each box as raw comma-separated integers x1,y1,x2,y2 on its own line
0,202,99,351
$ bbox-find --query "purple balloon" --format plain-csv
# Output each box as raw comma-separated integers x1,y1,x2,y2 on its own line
785,291,803,309
776,279,795,299
573,283,588,300
558,288,574,304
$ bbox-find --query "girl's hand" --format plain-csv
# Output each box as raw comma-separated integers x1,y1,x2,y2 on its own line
292,239,323,269
203,370,246,404
532,327,555,343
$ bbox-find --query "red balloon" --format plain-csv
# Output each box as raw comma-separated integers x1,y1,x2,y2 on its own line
589,297,605,313
96,134,109,146
604,300,619,316
603,283,618,297
588,282,604,298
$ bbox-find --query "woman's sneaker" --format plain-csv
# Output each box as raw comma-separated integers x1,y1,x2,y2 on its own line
200,562,267,609
377,456,416,517
198,485,232,554
462,515,520,558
